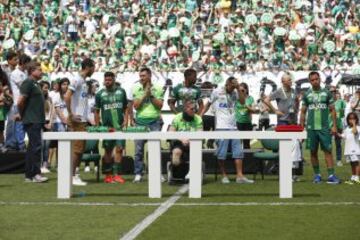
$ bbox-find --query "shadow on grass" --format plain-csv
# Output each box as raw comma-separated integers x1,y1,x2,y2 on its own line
78,192,175,198
202,193,321,198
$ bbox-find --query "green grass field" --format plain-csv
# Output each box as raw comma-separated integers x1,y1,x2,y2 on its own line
0,142,359,240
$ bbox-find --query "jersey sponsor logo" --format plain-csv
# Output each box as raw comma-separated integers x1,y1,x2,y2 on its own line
104,102,123,110
308,103,328,110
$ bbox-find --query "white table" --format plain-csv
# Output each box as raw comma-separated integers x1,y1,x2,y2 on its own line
43,131,306,199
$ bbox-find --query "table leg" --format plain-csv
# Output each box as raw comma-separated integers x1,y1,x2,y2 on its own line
279,140,293,198
189,140,202,198
57,140,72,199
148,140,162,198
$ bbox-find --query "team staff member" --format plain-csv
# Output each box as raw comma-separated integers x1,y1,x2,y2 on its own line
18,61,47,183
131,67,164,183
95,71,128,184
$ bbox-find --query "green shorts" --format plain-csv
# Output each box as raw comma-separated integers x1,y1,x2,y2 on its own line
306,129,332,152
102,140,126,150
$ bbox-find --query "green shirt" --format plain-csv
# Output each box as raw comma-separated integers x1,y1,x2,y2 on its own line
170,83,201,112
132,83,164,124
19,79,45,124
329,99,346,129
95,87,128,129
302,88,334,130
171,113,203,131
235,96,254,124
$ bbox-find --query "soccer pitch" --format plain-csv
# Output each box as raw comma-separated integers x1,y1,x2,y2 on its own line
0,146,359,240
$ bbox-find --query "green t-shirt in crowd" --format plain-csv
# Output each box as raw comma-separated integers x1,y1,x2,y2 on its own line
171,113,203,131
19,79,45,124
235,96,254,124
132,83,164,124
302,88,334,130
95,86,128,129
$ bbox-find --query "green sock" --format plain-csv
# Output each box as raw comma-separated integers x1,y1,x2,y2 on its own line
313,165,320,175
112,163,122,175
327,168,335,176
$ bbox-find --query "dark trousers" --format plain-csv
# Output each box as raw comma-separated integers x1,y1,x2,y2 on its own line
24,123,42,179
258,119,270,131
236,122,253,149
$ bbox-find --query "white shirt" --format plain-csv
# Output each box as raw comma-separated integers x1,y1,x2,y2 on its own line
210,87,237,129
342,126,360,155
69,73,88,122
10,68,27,103
53,92,68,123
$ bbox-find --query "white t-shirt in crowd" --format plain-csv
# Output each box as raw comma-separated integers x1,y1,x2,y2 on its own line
210,87,237,130
10,68,27,103
68,73,88,122
342,126,360,158
53,92,68,123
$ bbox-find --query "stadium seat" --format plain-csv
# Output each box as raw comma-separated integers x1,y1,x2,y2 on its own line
81,140,101,182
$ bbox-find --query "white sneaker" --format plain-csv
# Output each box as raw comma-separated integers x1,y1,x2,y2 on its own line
185,172,189,180
32,174,48,183
221,177,230,184
337,161,343,167
161,175,166,183
72,175,87,186
133,174,142,183
84,166,91,173
236,177,254,184
41,167,51,174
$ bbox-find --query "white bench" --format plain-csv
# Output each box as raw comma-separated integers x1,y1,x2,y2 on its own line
43,131,306,199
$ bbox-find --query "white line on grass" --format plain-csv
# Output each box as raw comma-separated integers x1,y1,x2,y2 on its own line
119,184,189,240
0,201,359,207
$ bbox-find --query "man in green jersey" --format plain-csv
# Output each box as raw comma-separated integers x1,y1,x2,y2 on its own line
300,72,340,184
132,67,164,182
329,86,346,166
168,68,203,115
169,100,203,167
95,72,128,184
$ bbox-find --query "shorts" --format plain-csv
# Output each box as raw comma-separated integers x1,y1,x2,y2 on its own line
216,139,244,160
102,140,125,150
306,129,332,152
67,118,87,154
345,155,360,163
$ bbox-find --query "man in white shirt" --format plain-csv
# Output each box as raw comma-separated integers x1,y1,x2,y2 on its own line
64,58,95,186
202,77,254,184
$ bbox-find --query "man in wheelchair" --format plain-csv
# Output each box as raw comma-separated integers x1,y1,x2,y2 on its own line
168,100,203,183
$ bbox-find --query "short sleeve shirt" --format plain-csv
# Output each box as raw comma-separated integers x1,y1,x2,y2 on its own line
302,88,334,130
171,113,203,131
235,96,254,124
210,87,238,130
269,88,298,123
19,79,45,124
53,92,68,123
68,73,88,122
132,83,164,123
95,87,128,129
169,83,202,112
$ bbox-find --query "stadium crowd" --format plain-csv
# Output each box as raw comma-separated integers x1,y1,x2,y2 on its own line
0,0,360,77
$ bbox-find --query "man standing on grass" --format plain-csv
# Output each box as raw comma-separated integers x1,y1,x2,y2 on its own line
300,71,340,184
202,77,254,184
64,58,95,186
131,67,164,182
17,61,47,183
95,71,128,184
